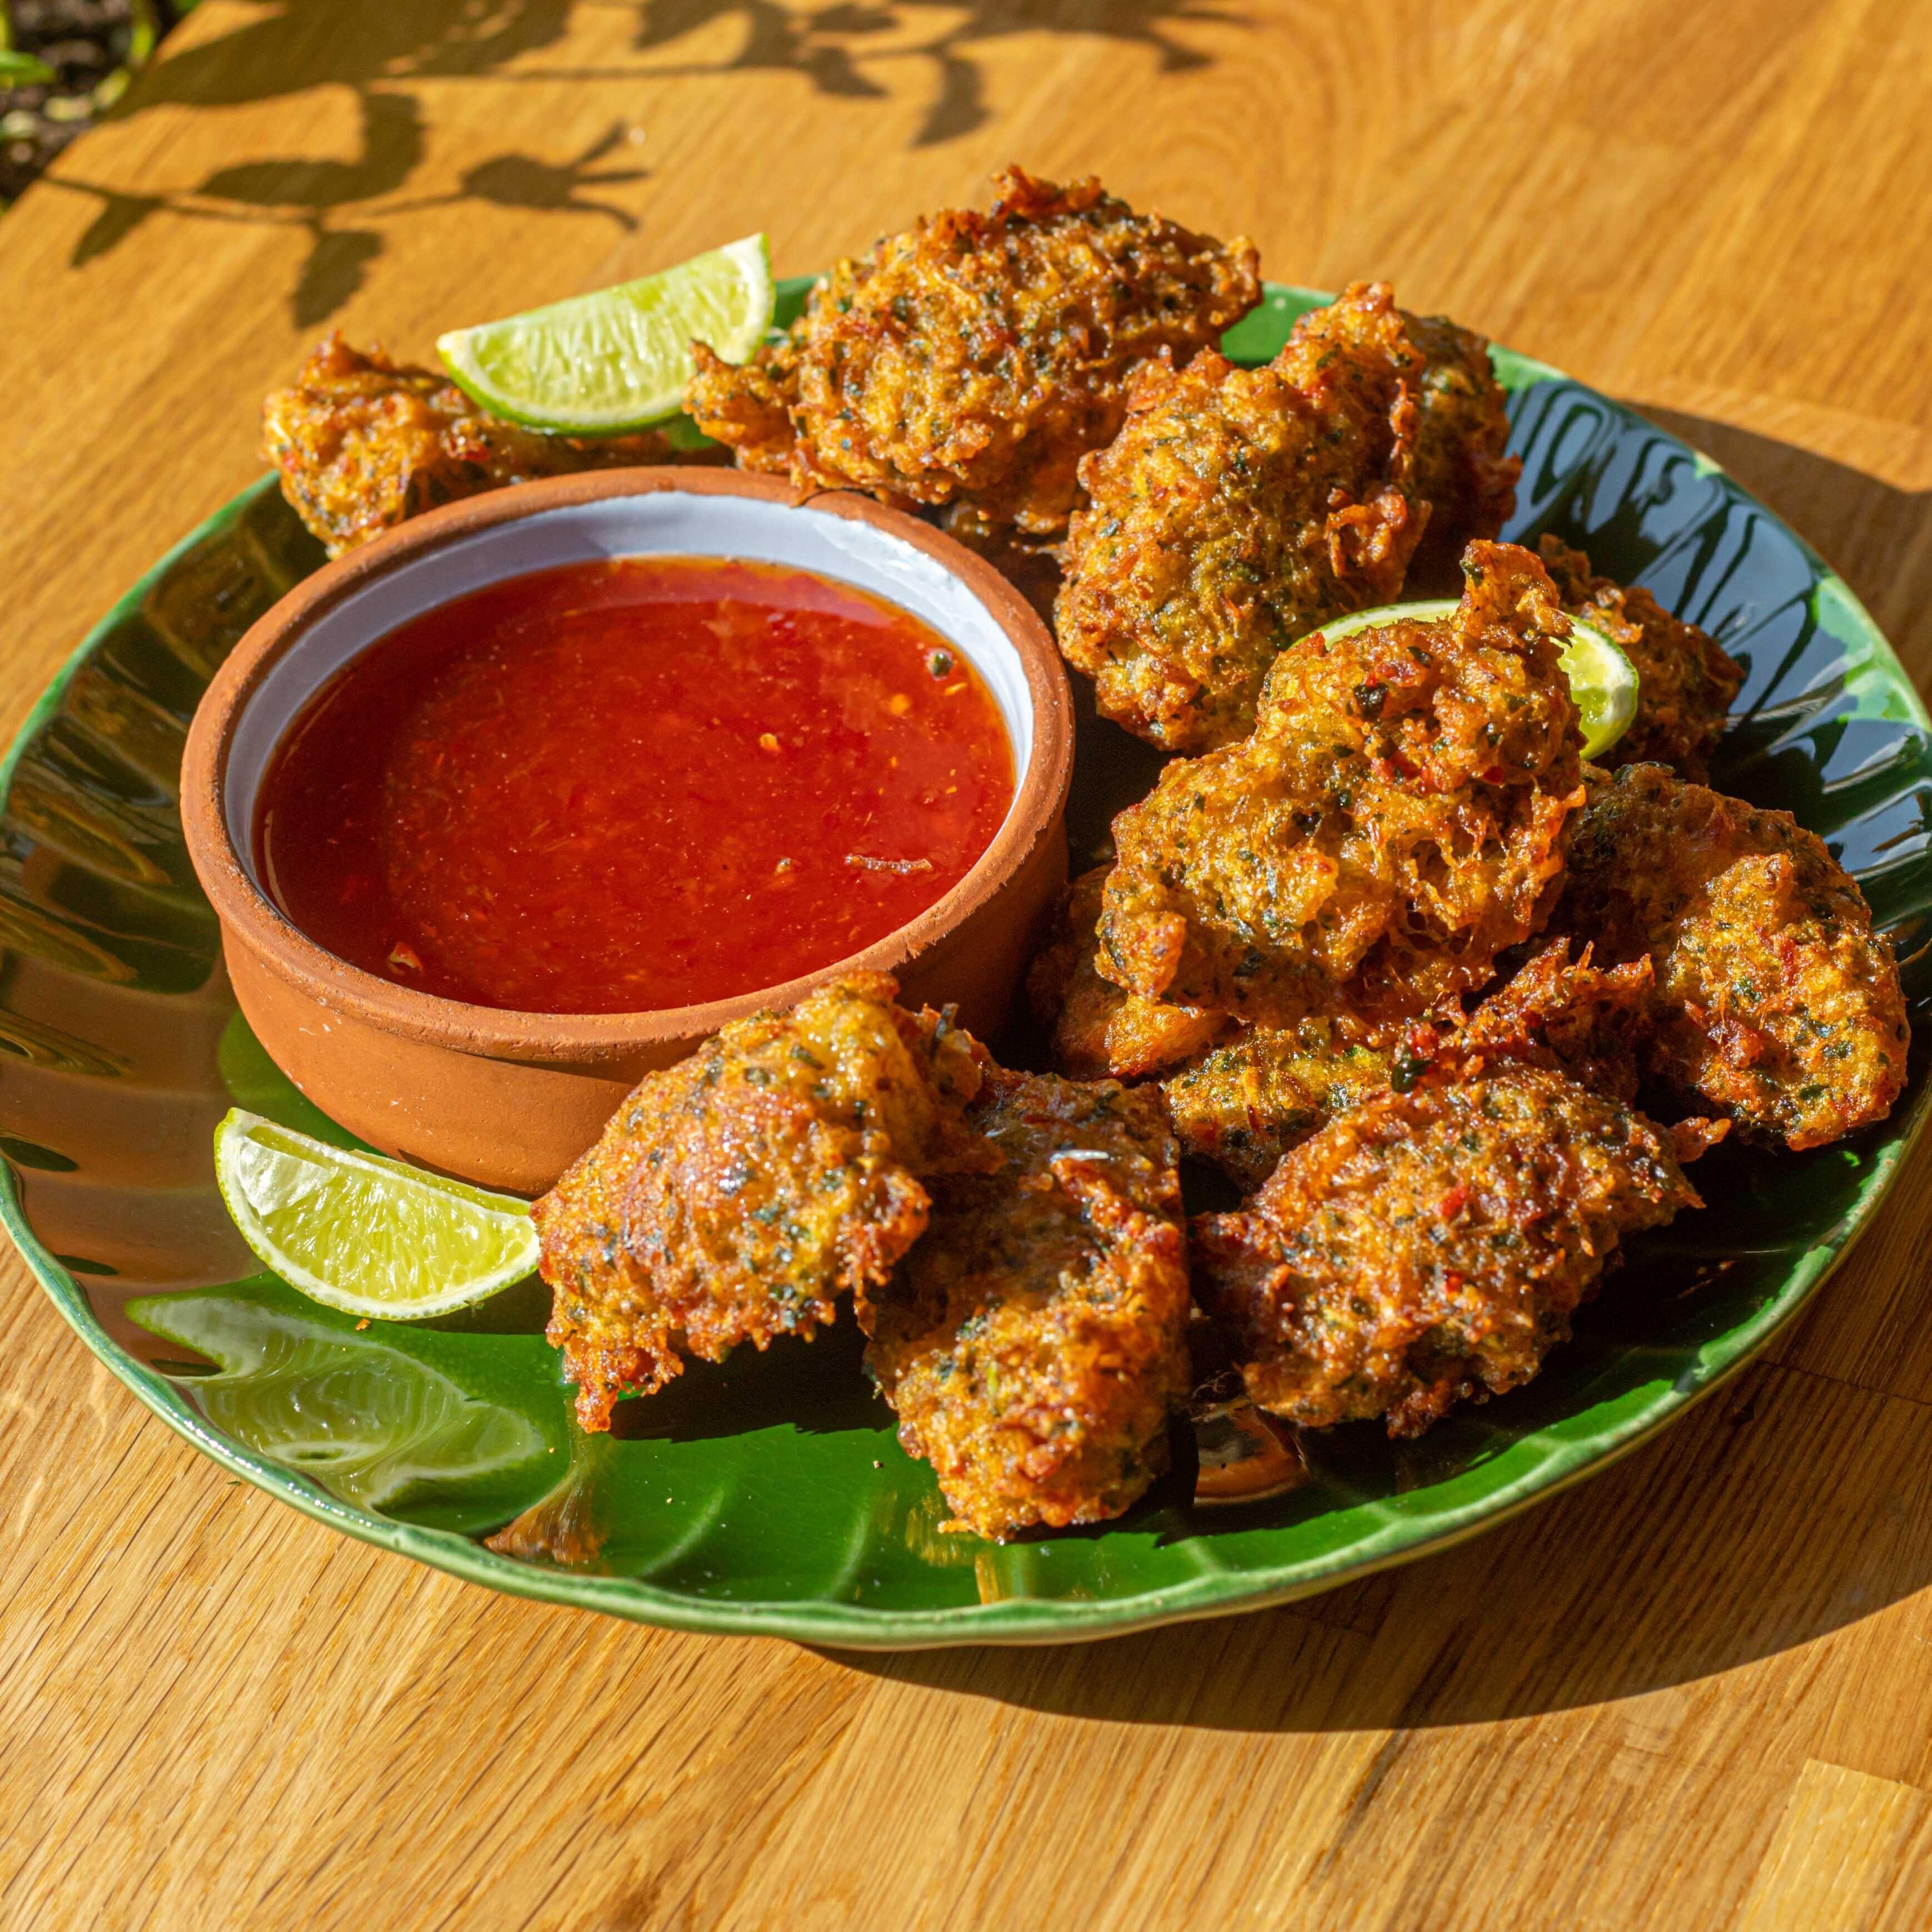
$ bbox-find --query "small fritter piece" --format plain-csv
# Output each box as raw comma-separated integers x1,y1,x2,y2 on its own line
686,166,1259,538
534,974,985,1432
1403,309,1521,569
264,334,678,557
1054,281,1427,752
865,1070,1190,1540
1167,938,1663,1190
1539,537,1742,778
683,326,803,475
1027,865,1226,1079
1458,937,1656,1102
1099,540,1587,1027
1555,762,1908,1149
1162,1017,1400,1190
1193,1063,1702,1437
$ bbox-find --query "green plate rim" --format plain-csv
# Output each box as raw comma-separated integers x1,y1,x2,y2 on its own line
6,295,1930,1648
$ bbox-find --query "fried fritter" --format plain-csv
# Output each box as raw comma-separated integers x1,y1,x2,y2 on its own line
1098,540,1587,1027
533,974,985,1432
1054,287,1522,751
1162,1017,1400,1190
1027,865,1226,1080
1403,307,1521,572
1458,937,1656,1102
1193,1062,1703,1437
686,166,1259,539
264,334,679,558
865,1069,1190,1541
1554,762,1908,1149
1053,281,1427,752
1163,936,1660,1190
1538,537,1742,779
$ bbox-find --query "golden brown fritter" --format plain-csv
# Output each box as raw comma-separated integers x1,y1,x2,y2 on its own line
685,166,1259,539
1538,537,1742,779
1027,865,1226,1080
864,1069,1190,1541
1554,762,1909,1149
1164,937,1660,1191
1457,937,1656,1102
264,334,679,558
1054,281,1427,752
1098,540,1587,1027
533,974,986,1432
1193,1062,1703,1437
1403,308,1521,572
1054,288,1522,752
1161,1017,1400,1190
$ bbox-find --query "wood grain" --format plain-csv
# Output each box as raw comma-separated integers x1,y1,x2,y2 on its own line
5,2,1932,1926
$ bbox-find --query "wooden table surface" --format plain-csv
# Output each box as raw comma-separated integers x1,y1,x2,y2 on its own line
7,3,1932,1926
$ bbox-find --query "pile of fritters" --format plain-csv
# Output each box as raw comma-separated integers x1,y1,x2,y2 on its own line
1029,534,1902,1451
534,975,1191,1541
688,165,1261,540
284,170,1909,1538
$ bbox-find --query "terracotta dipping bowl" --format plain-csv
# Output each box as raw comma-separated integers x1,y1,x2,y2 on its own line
181,469,1072,1194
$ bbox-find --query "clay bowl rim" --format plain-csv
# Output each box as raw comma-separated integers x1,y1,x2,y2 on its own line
180,466,1074,1065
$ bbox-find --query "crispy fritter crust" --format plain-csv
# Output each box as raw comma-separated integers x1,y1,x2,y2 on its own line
1097,540,1587,1027
865,1070,1190,1541
685,166,1260,538
1027,865,1227,1079
1403,308,1521,569
1554,763,1908,1148
533,974,986,1431
1458,938,1656,1102
1162,1017,1399,1190
1053,282,1427,752
1163,936,1661,1190
1054,288,1522,751
263,335,678,558
1193,1064,1701,1436
1539,537,1742,778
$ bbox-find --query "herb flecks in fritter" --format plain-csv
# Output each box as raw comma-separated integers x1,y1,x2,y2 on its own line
264,335,680,558
686,166,1260,539
1054,285,1520,752
1457,937,1656,1103
1538,537,1742,779
1162,1017,1402,1191
533,974,986,1432
865,1069,1190,1541
1193,1062,1703,1438
1554,762,1908,1149
1403,307,1522,573
1054,281,1426,753
1097,540,1587,1029
1027,864,1228,1080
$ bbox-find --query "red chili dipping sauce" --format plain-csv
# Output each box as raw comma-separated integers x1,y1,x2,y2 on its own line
254,557,1016,1014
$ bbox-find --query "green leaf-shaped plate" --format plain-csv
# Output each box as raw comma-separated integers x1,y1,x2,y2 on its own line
7,284,1929,1646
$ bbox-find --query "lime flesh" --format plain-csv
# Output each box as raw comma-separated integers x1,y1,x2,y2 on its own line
1307,598,1640,761
436,234,773,435
213,1110,539,1320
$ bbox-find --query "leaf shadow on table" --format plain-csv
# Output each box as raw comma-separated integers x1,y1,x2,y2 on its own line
825,417,1932,1732
41,0,1243,321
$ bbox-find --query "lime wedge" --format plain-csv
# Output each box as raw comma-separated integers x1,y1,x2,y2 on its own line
214,1109,538,1319
436,234,773,435
1307,598,1640,761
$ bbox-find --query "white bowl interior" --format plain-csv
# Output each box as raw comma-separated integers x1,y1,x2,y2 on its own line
223,491,1038,875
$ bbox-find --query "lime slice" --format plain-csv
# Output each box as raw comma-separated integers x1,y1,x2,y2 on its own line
1556,614,1642,762
436,234,773,435
1308,598,1640,761
214,1109,539,1319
